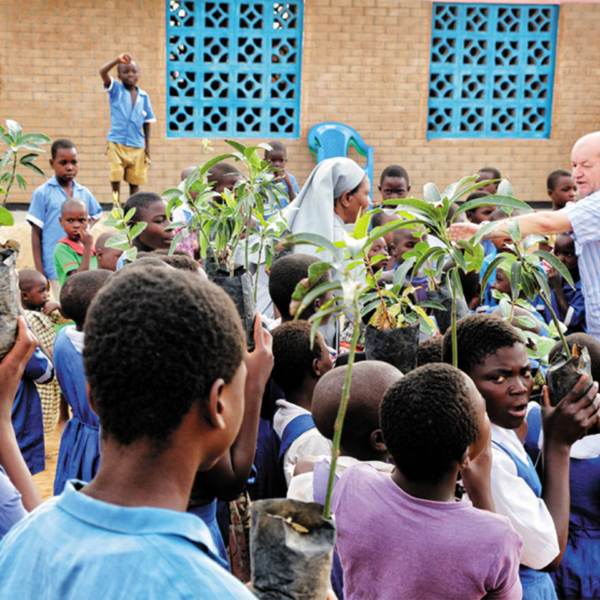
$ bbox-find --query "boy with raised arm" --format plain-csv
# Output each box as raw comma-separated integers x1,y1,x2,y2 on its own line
99,53,155,198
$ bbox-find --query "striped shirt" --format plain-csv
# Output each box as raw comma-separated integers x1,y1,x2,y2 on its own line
563,190,600,340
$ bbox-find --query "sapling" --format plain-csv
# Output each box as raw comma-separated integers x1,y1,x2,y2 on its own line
103,192,147,262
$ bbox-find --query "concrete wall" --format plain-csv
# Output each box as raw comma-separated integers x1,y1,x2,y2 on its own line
2,0,600,206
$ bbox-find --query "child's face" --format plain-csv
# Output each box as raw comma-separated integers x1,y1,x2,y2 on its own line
213,174,242,195
367,237,389,270
491,232,513,252
491,268,511,296
378,176,410,204
59,205,89,242
50,147,78,184
468,343,533,430
548,175,577,209
390,229,424,267
467,205,495,224
96,244,123,272
21,277,49,309
265,150,287,174
476,173,499,194
118,62,139,88
554,235,578,273
136,200,175,251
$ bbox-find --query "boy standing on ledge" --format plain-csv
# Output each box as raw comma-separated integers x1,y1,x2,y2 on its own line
99,53,155,198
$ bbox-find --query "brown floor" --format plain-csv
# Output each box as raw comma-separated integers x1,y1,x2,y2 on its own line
32,422,64,501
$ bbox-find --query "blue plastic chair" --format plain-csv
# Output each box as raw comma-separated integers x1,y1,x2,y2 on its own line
307,122,374,198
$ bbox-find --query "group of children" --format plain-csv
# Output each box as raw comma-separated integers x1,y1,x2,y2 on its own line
0,49,597,600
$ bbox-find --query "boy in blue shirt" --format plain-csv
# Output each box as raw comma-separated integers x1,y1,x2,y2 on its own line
99,52,156,198
264,141,299,206
27,139,102,299
0,267,262,599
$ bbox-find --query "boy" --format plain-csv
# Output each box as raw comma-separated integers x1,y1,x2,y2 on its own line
271,321,333,485
207,162,243,195
264,141,299,204
27,139,102,298
99,53,155,197
0,267,256,599
388,225,428,301
53,270,112,495
547,169,577,211
476,166,502,194
547,233,585,334
53,199,98,286
465,191,496,225
444,314,600,599
95,232,123,272
19,270,69,433
332,363,523,600
376,165,411,207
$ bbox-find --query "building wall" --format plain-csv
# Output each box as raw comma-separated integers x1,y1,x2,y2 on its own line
1,0,600,207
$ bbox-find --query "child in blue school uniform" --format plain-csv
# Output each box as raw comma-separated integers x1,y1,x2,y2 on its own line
27,139,102,298
99,52,156,198
445,313,600,600
53,270,112,496
0,266,261,599
264,141,300,208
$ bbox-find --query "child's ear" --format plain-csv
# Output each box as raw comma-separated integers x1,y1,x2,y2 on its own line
370,429,387,453
547,189,554,199
203,378,228,430
377,185,382,193
20,290,28,303
312,357,323,378
407,185,412,193
459,447,471,470
49,158,54,168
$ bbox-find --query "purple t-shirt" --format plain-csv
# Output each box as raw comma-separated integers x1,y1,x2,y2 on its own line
332,464,523,600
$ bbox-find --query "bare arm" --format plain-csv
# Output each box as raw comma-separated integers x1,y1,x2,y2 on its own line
0,318,42,511
99,53,132,86
547,268,568,320
71,230,94,276
143,123,151,158
30,224,44,274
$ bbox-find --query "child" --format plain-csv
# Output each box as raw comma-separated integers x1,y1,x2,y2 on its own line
271,321,333,485
99,53,155,197
546,233,585,334
27,139,102,298
416,335,443,366
207,162,243,195
53,199,98,286
19,270,69,433
53,270,112,495
0,267,257,599
547,169,577,211
264,141,299,205
465,191,495,225
332,362,523,600
476,166,502,194
376,165,411,207
94,232,123,271
366,236,388,271
444,313,600,599
388,225,428,301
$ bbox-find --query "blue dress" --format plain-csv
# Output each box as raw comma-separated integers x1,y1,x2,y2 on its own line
492,440,558,600
551,439,600,599
53,327,101,495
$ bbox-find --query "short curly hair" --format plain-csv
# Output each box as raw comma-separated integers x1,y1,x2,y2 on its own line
271,320,323,396
442,313,523,375
417,336,443,367
381,363,479,483
123,191,163,222
83,267,245,446
60,270,113,329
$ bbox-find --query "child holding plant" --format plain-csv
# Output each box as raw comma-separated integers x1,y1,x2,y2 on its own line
445,313,600,600
332,363,523,600
264,141,299,205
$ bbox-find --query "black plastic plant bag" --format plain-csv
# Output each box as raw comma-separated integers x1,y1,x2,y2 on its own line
0,242,20,361
546,344,592,407
204,260,256,351
250,498,336,600
427,285,470,336
364,322,420,373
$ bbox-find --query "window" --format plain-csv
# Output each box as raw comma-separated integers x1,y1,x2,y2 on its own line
167,1,304,138
427,4,558,139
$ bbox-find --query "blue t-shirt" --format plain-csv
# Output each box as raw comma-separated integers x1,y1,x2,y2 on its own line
0,481,256,599
106,76,156,148
26,176,102,280
12,347,52,475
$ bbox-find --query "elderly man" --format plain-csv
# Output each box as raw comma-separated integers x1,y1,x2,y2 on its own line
451,131,600,339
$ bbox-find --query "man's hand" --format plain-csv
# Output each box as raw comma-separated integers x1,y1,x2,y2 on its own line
449,222,480,242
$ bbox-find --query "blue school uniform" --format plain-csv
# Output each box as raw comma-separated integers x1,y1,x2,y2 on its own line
492,439,558,600
0,466,27,542
53,327,101,495
0,481,255,599
13,347,52,475
26,176,102,280
544,279,586,335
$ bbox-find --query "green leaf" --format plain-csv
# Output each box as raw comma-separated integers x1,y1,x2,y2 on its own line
124,247,138,262
497,179,514,197
445,174,478,202
0,206,14,226
123,208,137,223
393,256,417,286
0,150,12,170
168,231,184,255
295,281,341,318
5,120,22,141
21,161,45,178
20,133,51,146
384,197,439,221
286,232,340,259
308,261,333,284
453,195,530,220
472,221,499,245
531,268,552,301
523,234,548,252
423,182,441,205
225,139,247,154
450,247,468,272
456,239,475,255
105,235,132,251
199,153,237,178
480,253,515,295
418,300,446,310
129,221,148,241
508,219,521,243
353,210,372,240
533,250,575,289
16,173,26,190
510,261,522,301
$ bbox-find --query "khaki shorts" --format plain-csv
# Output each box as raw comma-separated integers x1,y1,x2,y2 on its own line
107,142,149,185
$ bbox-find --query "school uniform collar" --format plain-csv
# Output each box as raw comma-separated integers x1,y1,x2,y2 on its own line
47,175,84,194
58,237,96,256
490,423,528,461
59,481,223,561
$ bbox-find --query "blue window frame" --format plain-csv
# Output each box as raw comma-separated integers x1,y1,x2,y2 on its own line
167,1,304,138
427,3,558,139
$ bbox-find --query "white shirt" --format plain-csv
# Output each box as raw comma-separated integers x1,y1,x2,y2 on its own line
287,455,393,503
273,399,332,486
490,424,559,569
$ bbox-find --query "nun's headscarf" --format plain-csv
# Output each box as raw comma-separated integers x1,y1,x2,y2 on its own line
283,157,366,258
